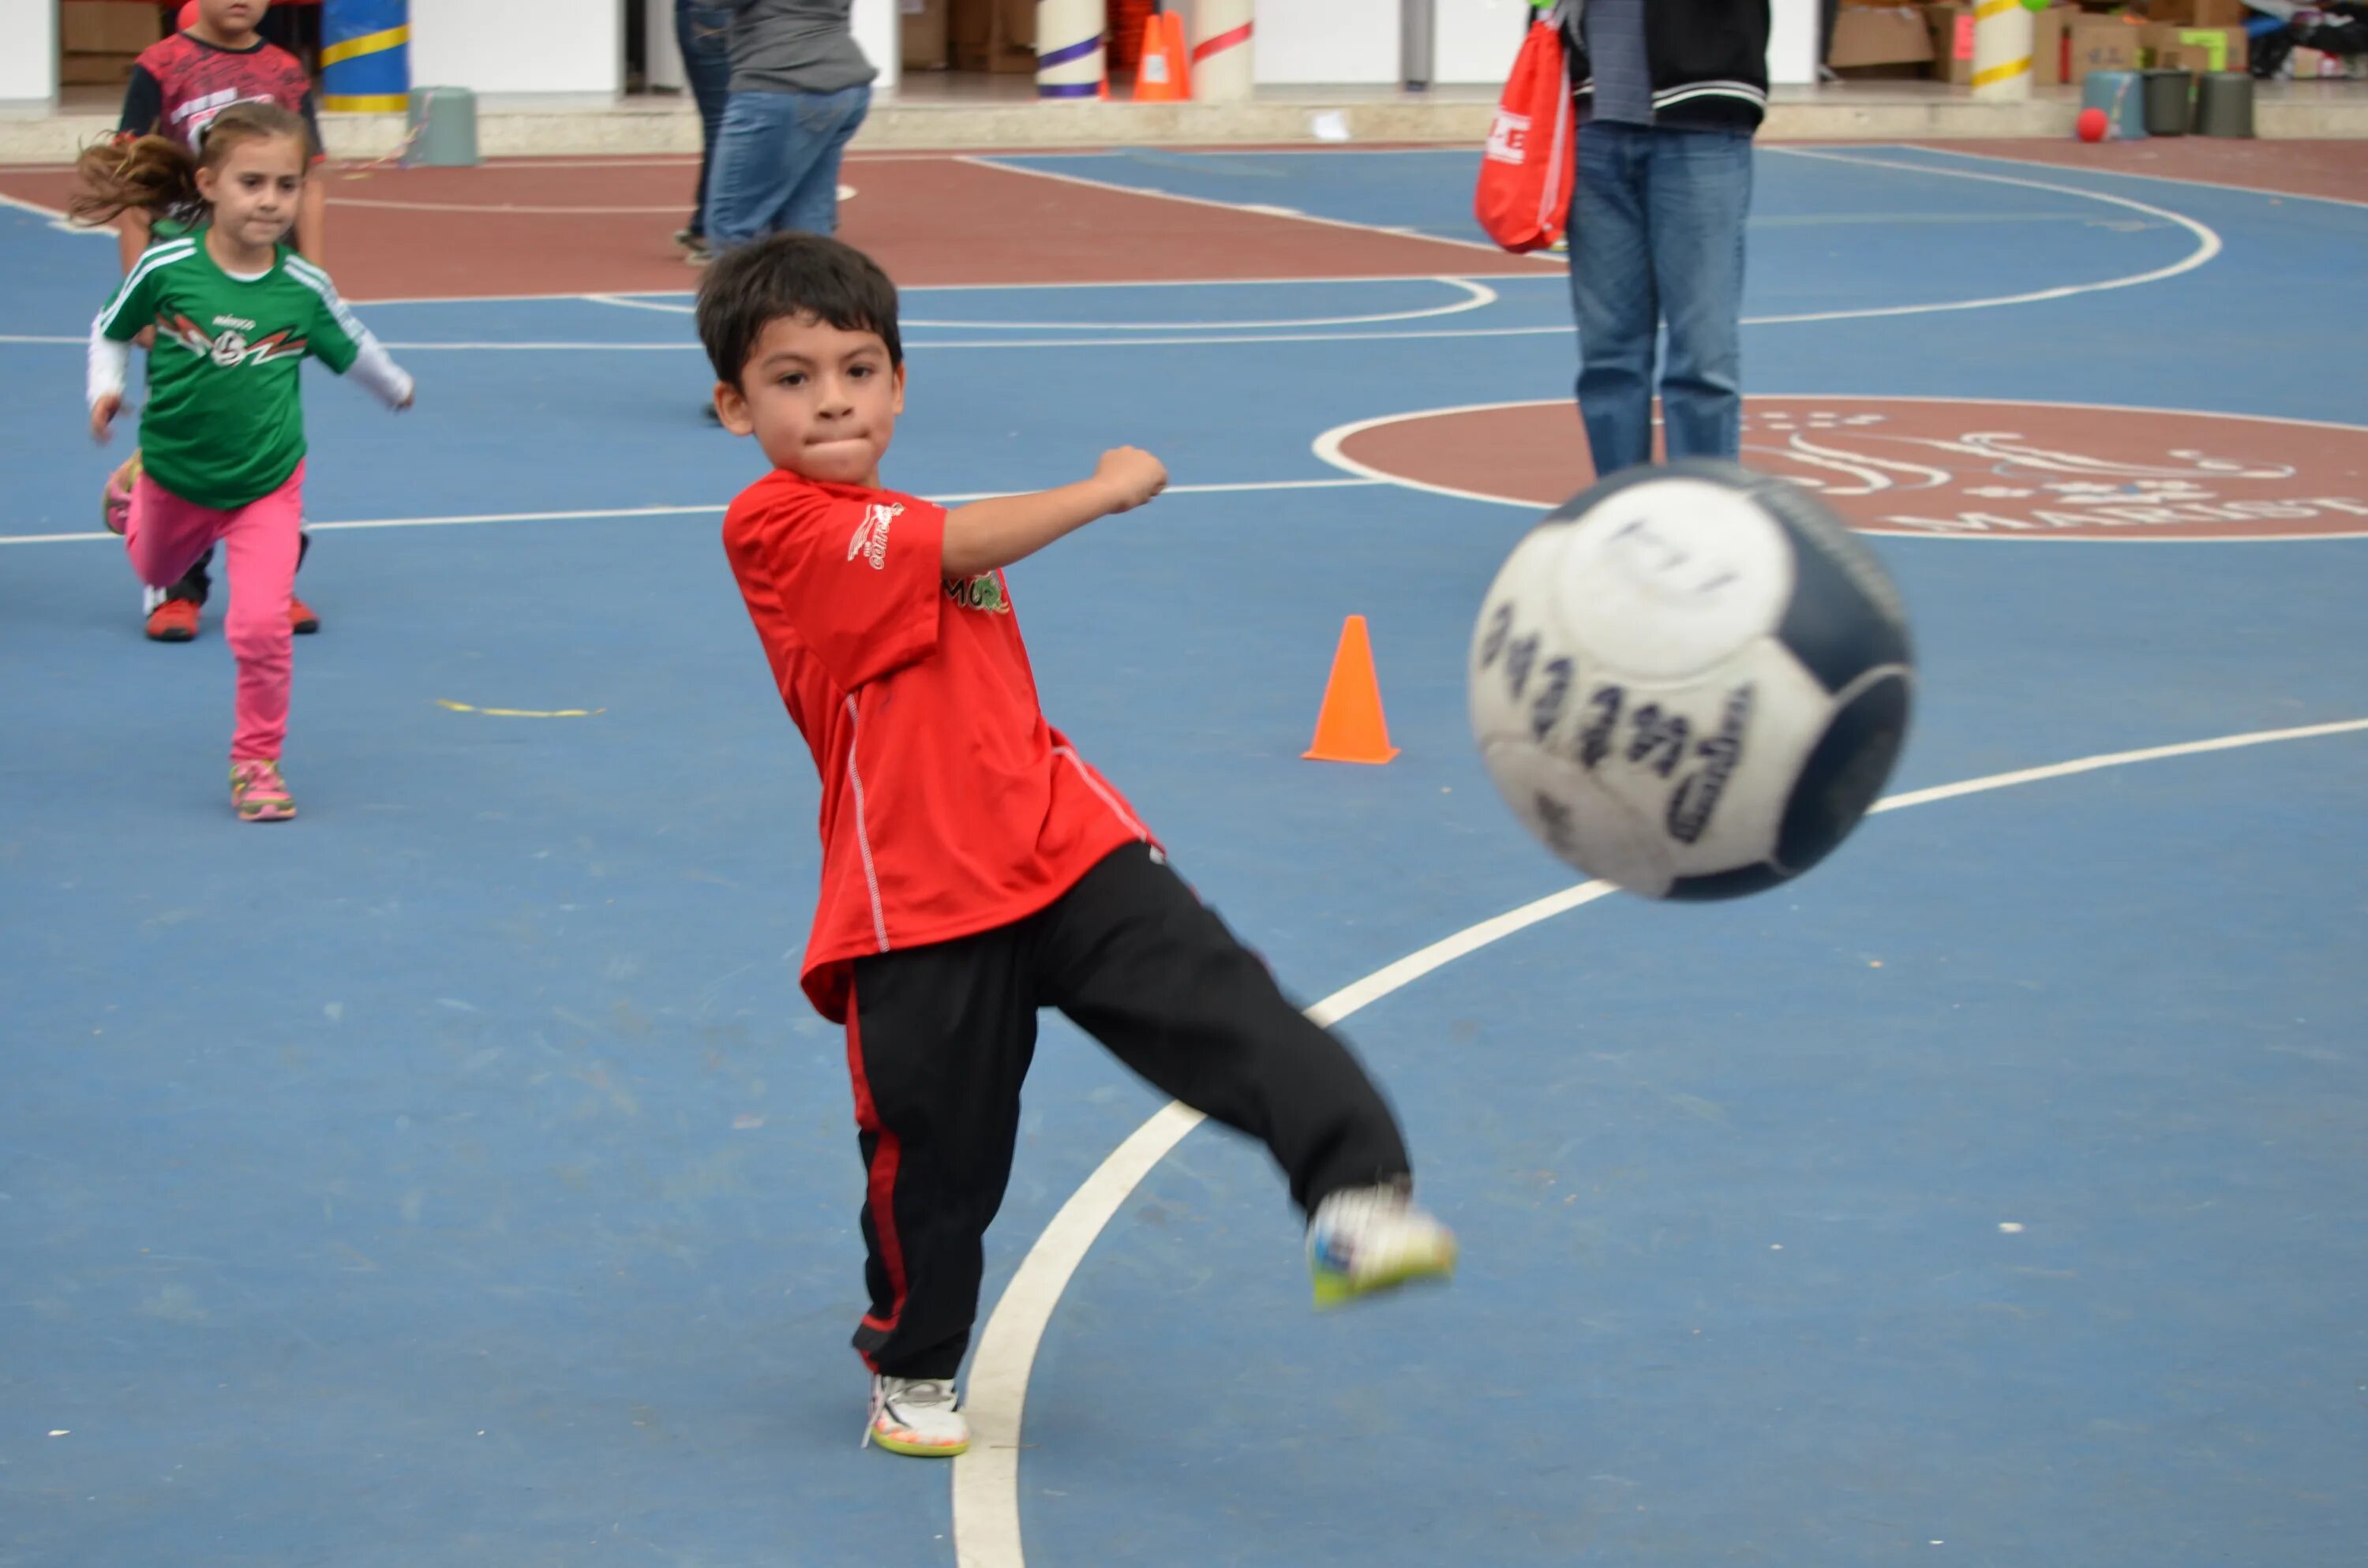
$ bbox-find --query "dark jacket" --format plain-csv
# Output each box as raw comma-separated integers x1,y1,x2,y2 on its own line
1561,0,1771,132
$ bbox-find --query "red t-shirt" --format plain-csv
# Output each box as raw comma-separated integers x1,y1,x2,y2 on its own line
722,469,1153,1023
122,32,324,161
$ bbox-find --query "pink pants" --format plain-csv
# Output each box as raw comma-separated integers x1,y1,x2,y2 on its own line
125,461,304,762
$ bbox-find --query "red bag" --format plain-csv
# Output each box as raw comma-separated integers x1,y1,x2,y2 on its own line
1474,19,1575,254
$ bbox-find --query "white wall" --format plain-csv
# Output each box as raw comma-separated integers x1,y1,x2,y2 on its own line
1257,0,1399,85
1433,0,1525,85
0,0,57,108
443,1,895,99
1769,0,1818,86
1253,0,1821,90
410,0,624,98
853,0,900,94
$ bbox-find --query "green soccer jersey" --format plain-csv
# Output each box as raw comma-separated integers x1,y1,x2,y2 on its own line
97,233,372,511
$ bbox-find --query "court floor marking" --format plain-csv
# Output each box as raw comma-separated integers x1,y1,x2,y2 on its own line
1898,143,2368,214
586,276,1504,331
0,477,1381,548
950,713,2368,1568
1310,393,2368,542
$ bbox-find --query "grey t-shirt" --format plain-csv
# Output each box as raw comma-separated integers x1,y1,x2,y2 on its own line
727,0,877,95
1583,0,1654,125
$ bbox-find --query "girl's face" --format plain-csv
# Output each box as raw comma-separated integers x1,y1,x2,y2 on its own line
196,133,306,253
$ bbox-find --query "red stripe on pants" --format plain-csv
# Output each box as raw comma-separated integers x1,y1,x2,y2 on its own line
845,1001,908,1348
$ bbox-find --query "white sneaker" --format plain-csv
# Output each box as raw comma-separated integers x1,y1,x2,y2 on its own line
1306,1182,1458,1309
865,1374,970,1458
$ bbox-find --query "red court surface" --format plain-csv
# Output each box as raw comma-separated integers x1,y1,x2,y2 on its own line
0,152,1549,301
1329,396,2368,540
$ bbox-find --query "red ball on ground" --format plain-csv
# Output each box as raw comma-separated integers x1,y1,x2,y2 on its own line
2077,107,2110,143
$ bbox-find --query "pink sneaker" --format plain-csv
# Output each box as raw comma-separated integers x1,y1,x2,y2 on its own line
230,759,297,822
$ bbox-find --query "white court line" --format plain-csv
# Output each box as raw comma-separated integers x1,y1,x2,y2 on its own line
1895,143,2368,214
586,277,1503,331
333,185,854,216
333,197,694,214
950,713,2368,1568
1760,148,2220,321
1311,393,2368,541
0,477,1379,548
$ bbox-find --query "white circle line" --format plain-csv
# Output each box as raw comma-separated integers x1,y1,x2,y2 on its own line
583,277,1502,331
1309,395,2368,543
952,714,2368,1568
902,277,1499,331
1752,148,2222,324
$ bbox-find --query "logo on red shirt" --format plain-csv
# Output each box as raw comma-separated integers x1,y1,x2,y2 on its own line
847,502,901,569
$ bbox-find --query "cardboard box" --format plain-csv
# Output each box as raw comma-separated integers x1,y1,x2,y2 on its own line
2033,4,2074,86
901,0,949,71
2066,15,2144,84
1829,5,1935,69
950,0,1036,74
2142,23,2247,73
60,51,145,88
61,2,162,55
1925,3,1976,85
2142,0,2249,27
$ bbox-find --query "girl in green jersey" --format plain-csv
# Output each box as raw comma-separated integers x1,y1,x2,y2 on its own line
77,103,414,821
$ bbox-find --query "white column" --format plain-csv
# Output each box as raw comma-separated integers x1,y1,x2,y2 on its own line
1036,0,1106,99
1193,0,1256,101
1971,0,2035,99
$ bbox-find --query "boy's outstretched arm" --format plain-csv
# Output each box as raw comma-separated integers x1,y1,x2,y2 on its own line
941,447,1165,578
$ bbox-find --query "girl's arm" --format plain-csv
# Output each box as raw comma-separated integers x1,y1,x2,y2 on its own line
88,316,130,442
346,329,414,410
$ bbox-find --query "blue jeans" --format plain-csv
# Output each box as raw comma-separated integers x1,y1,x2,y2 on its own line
703,84,871,253
676,1,734,238
1568,122,1755,477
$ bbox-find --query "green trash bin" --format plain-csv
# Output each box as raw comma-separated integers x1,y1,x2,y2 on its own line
406,86,480,167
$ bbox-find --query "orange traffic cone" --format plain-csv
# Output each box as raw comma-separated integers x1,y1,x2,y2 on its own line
1133,9,1192,102
1303,615,1399,765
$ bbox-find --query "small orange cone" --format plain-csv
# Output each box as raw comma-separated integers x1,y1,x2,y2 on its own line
1303,615,1399,765
1133,9,1193,102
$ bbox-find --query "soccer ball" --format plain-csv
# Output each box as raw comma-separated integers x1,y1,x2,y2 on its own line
1468,460,1913,900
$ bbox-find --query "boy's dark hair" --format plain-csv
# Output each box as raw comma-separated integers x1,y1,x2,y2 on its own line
695,234,903,385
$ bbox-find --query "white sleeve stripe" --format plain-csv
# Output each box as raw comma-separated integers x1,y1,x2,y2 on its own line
281,256,368,341
96,240,197,335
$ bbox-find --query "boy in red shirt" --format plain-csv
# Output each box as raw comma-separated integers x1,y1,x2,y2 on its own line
109,0,326,642
703,235,1457,1459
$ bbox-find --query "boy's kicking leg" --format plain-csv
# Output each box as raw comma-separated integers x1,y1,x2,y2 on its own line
1038,844,1456,1306
845,926,1039,1457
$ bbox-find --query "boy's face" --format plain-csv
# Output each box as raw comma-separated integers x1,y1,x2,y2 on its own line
197,0,268,39
714,313,905,488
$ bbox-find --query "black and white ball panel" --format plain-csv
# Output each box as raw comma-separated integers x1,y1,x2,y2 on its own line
1470,461,1915,900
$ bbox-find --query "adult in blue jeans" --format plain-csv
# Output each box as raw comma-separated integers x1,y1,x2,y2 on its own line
1560,0,1769,477
676,0,734,261
703,0,875,254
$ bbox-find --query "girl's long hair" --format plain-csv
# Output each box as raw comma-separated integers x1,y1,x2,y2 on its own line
72,102,309,228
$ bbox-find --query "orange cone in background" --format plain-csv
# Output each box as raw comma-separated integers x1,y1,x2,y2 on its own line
1133,9,1193,102
1303,616,1399,765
